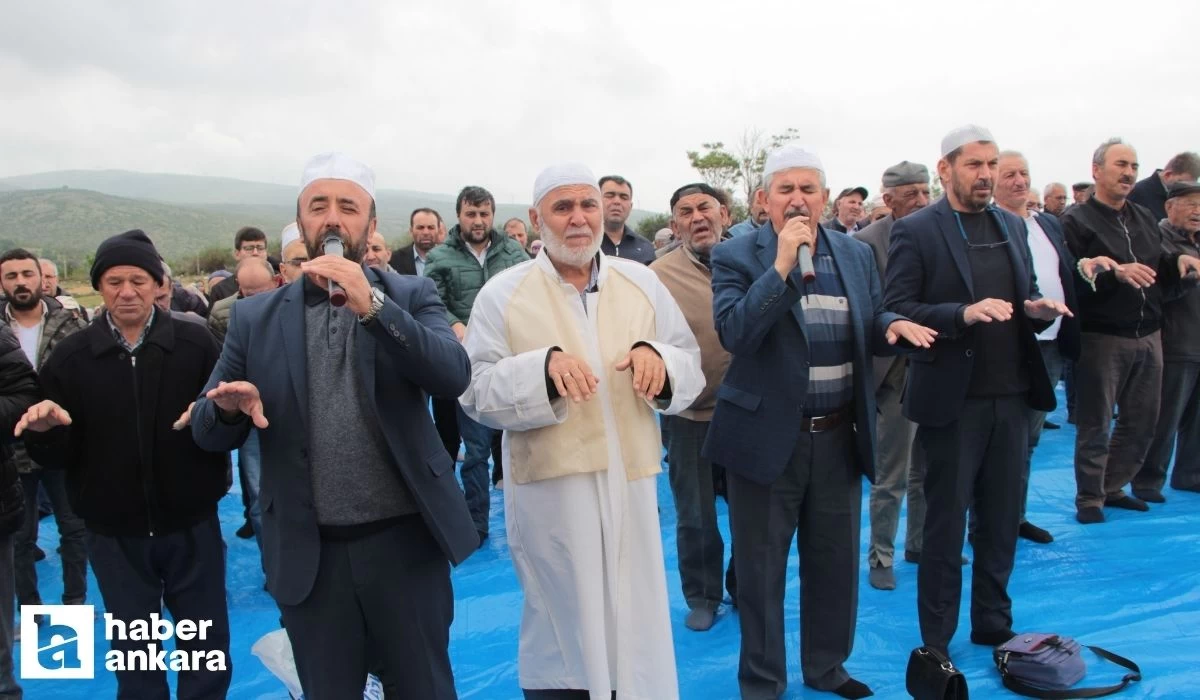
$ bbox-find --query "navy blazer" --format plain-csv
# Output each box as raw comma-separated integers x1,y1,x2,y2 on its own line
884,197,1055,428
1030,212,1082,362
702,224,906,486
191,266,477,606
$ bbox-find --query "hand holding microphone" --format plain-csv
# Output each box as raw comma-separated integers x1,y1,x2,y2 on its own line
774,211,817,283
321,232,348,307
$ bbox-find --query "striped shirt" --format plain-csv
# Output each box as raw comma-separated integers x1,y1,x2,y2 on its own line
799,229,853,415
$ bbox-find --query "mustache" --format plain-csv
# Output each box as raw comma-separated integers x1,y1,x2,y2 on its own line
1119,176,1135,185
784,208,810,220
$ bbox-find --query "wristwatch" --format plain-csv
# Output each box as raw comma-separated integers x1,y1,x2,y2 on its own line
358,288,385,326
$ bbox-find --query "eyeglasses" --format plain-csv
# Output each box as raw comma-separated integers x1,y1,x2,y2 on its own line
240,244,268,253
284,257,308,266
953,209,1011,250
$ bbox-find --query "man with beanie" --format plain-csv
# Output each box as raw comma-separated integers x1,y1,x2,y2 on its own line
192,153,477,699
16,229,232,699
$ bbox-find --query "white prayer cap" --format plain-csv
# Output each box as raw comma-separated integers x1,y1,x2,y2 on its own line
532,163,598,207
299,152,376,200
280,222,300,248
940,124,996,158
762,144,824,181
654,227,673,243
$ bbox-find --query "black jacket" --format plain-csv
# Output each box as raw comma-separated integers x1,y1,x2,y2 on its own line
1129,171,1168,222
600,226,657,266
0,325,40,533
208,275,239,304
1158,219,1200,362
1062,196,1182,338
25,311,228,536
390,244,418,275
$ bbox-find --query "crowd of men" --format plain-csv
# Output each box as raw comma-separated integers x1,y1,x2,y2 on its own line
0,133,1197,700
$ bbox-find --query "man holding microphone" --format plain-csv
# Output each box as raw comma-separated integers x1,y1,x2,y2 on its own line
704,144,936,699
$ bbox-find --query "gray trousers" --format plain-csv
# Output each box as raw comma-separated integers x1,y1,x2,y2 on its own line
867,372,922,568
1135,360,1200,493
918,396,1026,652
0,532,20,700
1022,342,1065,522
728,422,860,699
665,415,730,611
280,515,457,700
1074,332,1163,510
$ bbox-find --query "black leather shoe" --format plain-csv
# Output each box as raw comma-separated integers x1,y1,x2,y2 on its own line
235,521,255,539
1076,506,1105,524
1133,489,1166,504
971,628,1015,646
1042,420,1061,430
1018,521,1054,544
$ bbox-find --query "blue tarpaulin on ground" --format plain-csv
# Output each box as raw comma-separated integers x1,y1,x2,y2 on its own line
17,389,1200,698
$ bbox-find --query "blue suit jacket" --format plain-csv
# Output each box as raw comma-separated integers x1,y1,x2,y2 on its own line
884,198,1055,428
191,266,477,606
701,223,906,486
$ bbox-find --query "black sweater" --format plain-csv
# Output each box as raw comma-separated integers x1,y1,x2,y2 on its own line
26,312,228,536
1062,196,1182,338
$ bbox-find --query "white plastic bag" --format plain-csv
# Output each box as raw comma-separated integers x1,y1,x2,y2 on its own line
252,629,383,700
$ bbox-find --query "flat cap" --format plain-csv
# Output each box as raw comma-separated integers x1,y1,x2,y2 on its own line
881,161,930,188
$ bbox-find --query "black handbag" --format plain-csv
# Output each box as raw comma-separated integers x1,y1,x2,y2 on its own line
907,646,969,700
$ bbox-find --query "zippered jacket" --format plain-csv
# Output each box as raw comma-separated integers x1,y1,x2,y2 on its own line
24,311,227,536
423,226,529,326
1062,196,1183,338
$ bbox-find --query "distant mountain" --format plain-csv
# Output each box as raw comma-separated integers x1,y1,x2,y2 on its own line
0,169,657,270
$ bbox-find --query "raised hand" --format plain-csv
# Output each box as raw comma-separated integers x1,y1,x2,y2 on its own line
205,381,269,429
615,345,666,401
14,400,72,437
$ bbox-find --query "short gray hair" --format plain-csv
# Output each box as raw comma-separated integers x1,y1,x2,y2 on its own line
235,257,275,281
1043,182,1066,196
38,258,58,275
160,261,172,281
1093,138,1128,167
998,150,1026,162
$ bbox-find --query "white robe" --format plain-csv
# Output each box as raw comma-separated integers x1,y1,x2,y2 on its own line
461,253,703,699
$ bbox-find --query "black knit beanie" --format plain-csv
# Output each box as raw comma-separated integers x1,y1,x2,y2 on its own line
90,229,163,290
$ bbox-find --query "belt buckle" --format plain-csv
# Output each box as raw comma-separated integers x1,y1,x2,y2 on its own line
807,414,826,433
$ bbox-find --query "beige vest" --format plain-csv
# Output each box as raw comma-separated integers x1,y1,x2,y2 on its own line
504,263,662,485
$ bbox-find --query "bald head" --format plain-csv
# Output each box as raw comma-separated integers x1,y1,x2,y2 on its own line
363,231,391,269
235,257,277,298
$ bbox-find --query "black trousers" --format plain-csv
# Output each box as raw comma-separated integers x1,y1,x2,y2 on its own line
917,395,1026,652
16,469,87,605
280,515,457,700
432,397,461,463
88,514,232,700
727,422,860,699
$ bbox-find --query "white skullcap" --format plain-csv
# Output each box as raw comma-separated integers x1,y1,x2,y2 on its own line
654,227,672,242
940,124,995,158
300,152,376,200
532,163,597,207
762,144,824,180
280,222,300,248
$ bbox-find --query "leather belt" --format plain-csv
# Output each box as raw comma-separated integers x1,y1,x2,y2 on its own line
800,404,854,433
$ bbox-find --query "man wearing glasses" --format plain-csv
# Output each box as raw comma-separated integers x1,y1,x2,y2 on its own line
209,226,271,303
280,237,309,284
885,125,1073,661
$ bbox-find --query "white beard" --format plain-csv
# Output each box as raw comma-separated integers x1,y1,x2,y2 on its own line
539,222,601,268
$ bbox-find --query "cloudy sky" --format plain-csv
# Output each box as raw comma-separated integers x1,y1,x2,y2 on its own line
2,0,1196,212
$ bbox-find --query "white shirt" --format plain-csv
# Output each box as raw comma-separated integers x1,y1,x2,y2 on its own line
1025,215,1064,341
5,302,44,368
470,240,491,267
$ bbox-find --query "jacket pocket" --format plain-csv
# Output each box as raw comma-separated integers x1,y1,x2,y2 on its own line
717,384,762,412
427,450,453,477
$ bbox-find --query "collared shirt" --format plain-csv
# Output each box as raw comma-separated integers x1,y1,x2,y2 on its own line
5,300,45,367
1025,215,1064,341
414,246,428,277
106,307,156,353
799,228,854,415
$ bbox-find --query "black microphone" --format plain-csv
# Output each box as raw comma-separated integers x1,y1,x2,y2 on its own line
321,233,348,307
785,211,816,283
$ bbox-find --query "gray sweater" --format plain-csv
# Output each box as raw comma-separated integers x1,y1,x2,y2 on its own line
305,295,417,525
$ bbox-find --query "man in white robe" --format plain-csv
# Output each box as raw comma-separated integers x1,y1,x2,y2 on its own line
460,163,704,700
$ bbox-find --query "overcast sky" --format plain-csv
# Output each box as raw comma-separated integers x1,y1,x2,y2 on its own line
2,0,1196,213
